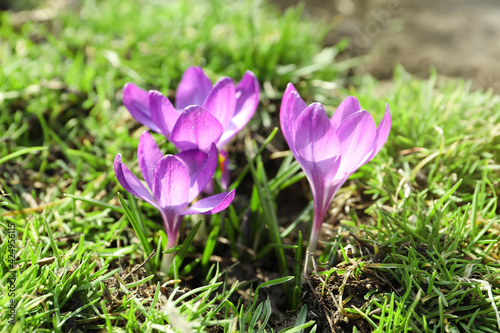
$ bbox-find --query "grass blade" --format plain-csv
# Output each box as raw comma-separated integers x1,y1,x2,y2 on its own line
117,192,151,254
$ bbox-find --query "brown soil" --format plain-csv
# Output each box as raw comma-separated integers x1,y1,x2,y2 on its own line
301,266,394,333
274,0,500,92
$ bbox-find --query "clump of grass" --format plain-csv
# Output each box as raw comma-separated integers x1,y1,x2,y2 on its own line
307,177,499,332
296,66,500,331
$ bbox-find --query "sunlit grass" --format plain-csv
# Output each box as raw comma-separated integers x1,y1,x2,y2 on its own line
0,0,499,331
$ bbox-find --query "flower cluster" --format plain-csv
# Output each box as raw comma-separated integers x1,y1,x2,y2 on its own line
115,67,260,270
123,67,260,188
114,132,235,250
115,66,391,269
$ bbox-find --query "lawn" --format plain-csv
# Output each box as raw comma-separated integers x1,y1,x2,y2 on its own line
1,0,499,332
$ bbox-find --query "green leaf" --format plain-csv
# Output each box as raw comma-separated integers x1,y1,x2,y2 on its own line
0,146,48,166
118,192,151,254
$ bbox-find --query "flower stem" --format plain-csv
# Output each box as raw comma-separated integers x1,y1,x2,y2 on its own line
308,203,327,253
161,231,179,274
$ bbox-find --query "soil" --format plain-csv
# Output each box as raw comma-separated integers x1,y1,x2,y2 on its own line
274,0,500,93
300,266,393,333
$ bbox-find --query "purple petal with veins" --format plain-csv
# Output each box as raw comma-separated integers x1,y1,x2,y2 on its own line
152,156,190,222
280,84,307,148
293,103,341,196
149,90,180,138
175,66,213,110
170,106,223,152
181,189,236,215
137,131,164,190
366,104,392,163
334,110,377,181
114,154,157,208
176,144,218,201
203,77,236,130
330,96,362,131
218,71,260,147
123,83,160,132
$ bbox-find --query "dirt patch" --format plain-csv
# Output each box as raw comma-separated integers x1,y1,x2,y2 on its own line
274,0,500,92
300,254,396,333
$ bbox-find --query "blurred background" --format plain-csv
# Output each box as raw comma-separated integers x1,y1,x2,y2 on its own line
2,0,499,91
276,0,500,92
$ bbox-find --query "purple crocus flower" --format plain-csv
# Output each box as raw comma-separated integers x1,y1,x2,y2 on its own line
114,131,235,251
280,83,391,252
123,67,260,188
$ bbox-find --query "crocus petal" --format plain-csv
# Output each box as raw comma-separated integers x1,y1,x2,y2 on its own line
137,131,164,190
176,144,218,201
175,149,209,178
203,77,236,130
181,189,236,215
152,156,190,220
170,106,223,152
218,71,260,147
149,90,180,137
365,104,392,163
330,96,362,131
292,103,342,243
293,103,341,193
280,84,307,147
175,66,213,110
335,110,377,180
123,83,160,132
114,154,157,208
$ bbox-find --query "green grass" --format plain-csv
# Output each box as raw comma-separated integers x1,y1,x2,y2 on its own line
306,67,500,332
1,0,500,331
